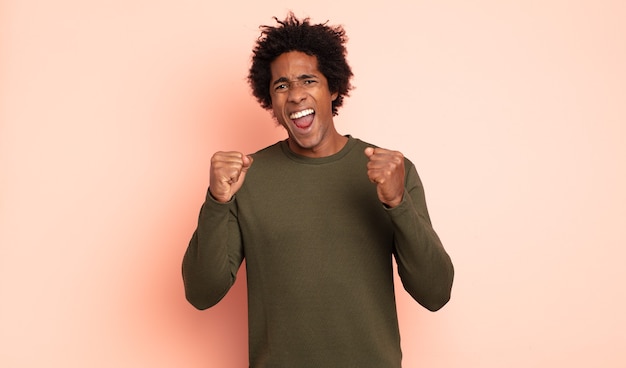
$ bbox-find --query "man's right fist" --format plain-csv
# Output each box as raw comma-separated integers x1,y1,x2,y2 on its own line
209,151,253,203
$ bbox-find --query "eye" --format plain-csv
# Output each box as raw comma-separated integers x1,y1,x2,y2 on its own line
274,83,288,92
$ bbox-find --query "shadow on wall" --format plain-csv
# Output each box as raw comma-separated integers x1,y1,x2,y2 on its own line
119,206,250,367
181,265,251,366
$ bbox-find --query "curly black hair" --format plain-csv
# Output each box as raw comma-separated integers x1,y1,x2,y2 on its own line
248,13,354,116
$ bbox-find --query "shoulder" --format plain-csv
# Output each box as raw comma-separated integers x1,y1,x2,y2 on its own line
251,141,283,158
349,136,375,150
351,136,416,169
245,141,291,180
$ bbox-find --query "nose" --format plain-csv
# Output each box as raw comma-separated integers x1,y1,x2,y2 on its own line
287,82,307,103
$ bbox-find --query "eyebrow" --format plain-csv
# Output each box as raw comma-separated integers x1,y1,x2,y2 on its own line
271,74,318,86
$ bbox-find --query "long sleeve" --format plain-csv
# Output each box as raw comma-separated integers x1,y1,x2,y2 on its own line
182,190,244,310
388,164,454,311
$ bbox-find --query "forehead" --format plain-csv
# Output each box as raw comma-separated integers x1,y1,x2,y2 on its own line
270,51,320,78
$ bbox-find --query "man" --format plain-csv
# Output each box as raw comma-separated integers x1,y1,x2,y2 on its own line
183,13,454,367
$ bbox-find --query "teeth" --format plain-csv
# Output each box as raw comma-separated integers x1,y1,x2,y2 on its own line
289,109,314,120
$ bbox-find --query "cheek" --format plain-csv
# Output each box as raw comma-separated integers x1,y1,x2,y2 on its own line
269,93,281,107
271,103,282,118
270,104,288,126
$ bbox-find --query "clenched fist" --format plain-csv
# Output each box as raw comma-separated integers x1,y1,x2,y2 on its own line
364,147,405,208
209,151,253,203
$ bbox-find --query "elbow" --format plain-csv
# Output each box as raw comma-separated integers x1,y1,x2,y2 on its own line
421,289,452,312
425,267,455,311
185,292,219,310
426,259,455,311
187,299,210,311
182,271,230,311
408,284,452,312
184,285,226,310
411,266,454,312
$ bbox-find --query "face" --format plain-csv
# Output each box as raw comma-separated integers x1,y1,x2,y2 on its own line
269,51,345,158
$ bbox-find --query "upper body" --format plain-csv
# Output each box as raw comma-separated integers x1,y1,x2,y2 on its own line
182,13,454,367
184,136,453,366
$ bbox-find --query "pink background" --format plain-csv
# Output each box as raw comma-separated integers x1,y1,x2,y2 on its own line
2,1,625,367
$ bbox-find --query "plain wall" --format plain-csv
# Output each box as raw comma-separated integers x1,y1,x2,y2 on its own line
1,0,625,367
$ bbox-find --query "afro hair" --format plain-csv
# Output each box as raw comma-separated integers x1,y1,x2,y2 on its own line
248,13,354,116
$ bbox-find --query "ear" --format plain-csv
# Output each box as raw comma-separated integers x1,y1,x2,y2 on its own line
331,91,339,101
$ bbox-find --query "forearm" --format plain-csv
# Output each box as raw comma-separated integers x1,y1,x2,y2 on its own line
182,193,243,310
389,171,454,311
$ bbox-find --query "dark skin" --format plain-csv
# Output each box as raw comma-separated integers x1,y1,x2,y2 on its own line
209,51,406,208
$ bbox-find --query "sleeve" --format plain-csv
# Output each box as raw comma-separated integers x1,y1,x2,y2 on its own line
387,163,454,311
181,189,245,310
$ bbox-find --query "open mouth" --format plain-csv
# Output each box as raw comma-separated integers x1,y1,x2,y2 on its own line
289,108,315,129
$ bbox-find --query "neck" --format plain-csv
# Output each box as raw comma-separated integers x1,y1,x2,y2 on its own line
288,133,348,158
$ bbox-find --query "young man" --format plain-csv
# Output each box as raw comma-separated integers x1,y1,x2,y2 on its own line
182,13,454,367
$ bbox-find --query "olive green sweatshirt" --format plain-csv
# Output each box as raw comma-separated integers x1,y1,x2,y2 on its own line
183,137,454,367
